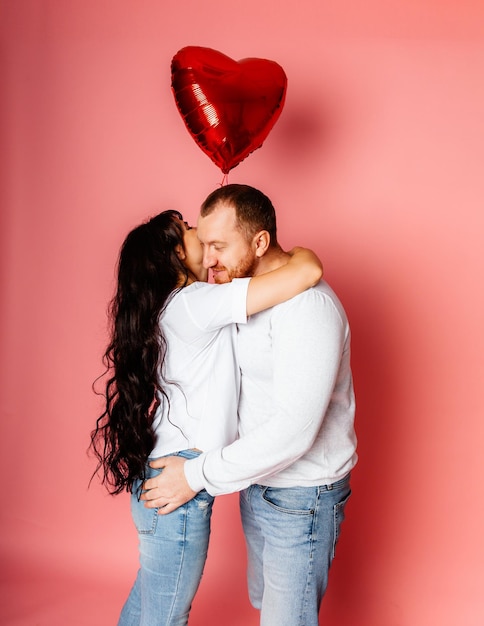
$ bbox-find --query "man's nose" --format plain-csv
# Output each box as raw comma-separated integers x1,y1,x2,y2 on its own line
203,248,215,268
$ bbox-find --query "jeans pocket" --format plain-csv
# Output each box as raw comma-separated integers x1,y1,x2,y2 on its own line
261,486,316,516
332,489,351,558
131,489,159,535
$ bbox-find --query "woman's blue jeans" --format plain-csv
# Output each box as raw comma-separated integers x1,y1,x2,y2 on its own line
118,450,214,626
240,473,352,626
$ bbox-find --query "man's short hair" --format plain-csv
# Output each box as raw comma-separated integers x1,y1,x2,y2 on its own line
200,184,278,246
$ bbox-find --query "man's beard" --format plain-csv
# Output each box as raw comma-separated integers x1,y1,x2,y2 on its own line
212,251,259,284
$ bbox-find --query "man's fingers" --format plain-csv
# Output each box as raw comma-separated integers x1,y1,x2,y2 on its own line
141,478,160,492
143,495,169,509
157,502,180,516
141,495,186,515
141,486,174,503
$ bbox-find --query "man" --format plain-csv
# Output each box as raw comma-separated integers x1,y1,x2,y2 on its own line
142,184,357,626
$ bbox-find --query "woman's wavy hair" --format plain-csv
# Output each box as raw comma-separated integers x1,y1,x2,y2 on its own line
89,210,189,494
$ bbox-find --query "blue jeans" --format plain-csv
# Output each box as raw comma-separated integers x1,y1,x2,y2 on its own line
240,474,351,626
118,450,214,626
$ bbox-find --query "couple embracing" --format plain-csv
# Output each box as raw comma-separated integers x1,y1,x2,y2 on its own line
91,184,357,626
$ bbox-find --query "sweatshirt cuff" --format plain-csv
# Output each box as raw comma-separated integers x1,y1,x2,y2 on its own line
184,455,207,493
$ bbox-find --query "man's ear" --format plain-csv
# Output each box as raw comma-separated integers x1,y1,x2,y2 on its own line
253,231,271,258
175,244,186,260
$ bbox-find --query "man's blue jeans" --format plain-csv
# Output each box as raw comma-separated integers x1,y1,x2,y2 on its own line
240,474,351,626
118,450,214,626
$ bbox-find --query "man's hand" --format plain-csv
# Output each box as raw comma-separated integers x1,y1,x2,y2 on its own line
140,456,198,515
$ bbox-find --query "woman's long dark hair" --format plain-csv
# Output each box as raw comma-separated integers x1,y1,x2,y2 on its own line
90,210,189,494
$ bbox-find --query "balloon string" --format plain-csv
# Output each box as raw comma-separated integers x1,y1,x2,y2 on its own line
219,173,229,187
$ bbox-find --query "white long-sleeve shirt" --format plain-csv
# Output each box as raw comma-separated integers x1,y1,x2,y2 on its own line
150,278,249,458
184,280,358,495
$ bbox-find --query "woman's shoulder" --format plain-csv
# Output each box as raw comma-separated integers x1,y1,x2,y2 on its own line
165,282,220,314
168,281,210,301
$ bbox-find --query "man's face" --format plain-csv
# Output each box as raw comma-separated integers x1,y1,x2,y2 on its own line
197,203,258,283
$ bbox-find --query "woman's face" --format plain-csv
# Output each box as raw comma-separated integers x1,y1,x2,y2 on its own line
179,218,208,283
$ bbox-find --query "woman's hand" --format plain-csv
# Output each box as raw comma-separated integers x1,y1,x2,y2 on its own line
287,247,323,287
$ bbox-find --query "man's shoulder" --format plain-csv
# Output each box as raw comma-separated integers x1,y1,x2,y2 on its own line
271,280,347,322
310,280,345,305
280,280,339,305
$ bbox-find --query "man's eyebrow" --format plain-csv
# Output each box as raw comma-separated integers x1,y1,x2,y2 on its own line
199,237,226,245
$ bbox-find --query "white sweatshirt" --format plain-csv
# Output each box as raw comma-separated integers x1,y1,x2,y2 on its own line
184,280,358,495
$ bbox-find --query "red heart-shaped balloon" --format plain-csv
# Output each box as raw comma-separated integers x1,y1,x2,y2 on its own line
171,47,287,174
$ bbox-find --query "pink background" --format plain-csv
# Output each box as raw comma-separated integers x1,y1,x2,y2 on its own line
1,1,484,625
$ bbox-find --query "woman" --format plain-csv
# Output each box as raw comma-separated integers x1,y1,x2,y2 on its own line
90,209,322,626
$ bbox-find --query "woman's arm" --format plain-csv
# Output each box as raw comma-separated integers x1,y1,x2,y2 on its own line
246,247,323,316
